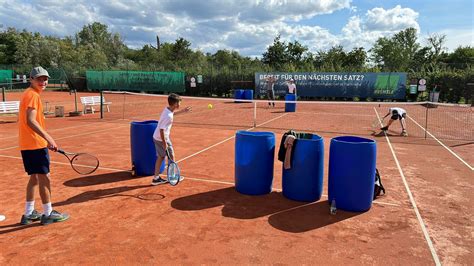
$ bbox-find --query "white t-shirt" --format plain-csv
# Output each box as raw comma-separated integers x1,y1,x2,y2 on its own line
287,83,296,94
153,107,173,142
389,107,406,116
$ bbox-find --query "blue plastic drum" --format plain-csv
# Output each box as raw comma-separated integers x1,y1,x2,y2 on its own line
235,131,275,195
244,89,254,100
234,89,244,102
282,134,324,202
328,136,377,212
285,94,296,112
130,120,165,176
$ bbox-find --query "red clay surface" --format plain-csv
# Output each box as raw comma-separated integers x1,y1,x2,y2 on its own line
0,91,472,264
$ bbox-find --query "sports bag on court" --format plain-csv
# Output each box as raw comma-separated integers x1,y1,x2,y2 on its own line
374,169,386,199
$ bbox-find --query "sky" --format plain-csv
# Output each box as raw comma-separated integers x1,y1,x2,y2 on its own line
0,0,472,57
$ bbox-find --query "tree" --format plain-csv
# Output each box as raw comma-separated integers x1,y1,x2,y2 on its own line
345,47,367,70
262,35,288,69
75,22,125,67
442,46,474,69
172,37,192,61
427,33,446,62
370,27,420,71
286,40,308,65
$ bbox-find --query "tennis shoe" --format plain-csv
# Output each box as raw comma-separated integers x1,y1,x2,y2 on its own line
20,210,42,225
402,130,408,137
151,176,168,186
40,210,69,225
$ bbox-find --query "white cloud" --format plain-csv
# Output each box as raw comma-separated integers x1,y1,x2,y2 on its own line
364,5,419,32
3,1,466,58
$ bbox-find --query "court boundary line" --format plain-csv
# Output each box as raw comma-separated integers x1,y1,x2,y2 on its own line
375,108,441,265
0,120,128,141
0,124,128,151
177,113,288,163
0,153,400,208
407,115,473,170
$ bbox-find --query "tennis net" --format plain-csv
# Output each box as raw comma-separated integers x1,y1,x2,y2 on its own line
100,91,473,141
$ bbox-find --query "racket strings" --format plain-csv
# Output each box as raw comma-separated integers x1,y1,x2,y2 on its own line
71,154,99,174
167,163,181,185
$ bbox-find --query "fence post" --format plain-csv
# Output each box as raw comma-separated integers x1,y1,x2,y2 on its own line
100,90,104,119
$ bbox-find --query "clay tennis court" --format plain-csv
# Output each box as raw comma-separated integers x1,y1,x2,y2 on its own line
0,91,472,264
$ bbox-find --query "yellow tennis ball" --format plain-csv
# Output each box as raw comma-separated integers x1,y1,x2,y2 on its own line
208,103,213,109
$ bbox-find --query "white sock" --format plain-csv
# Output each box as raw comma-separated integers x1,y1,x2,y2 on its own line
43,202,52,216
25,201,35,216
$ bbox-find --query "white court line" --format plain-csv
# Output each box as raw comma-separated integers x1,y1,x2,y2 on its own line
0,124,128,151
0,151,400,208
177,113,288,163
0,122,117,141
408,115,473,170
375,108,441,266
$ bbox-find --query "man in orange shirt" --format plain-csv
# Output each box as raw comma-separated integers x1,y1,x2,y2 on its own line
19,66,69,225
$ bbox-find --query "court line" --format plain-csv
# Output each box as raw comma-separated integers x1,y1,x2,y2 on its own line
408,115,473,170
0,122,116,141
0,153,401,208
375,108,441,266
176,113,288,163
0,124,128,151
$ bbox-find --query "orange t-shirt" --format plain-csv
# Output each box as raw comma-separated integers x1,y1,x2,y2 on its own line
18,88,47,150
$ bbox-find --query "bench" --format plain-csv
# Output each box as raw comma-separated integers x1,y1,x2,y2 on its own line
80,96,112,114
0,101,20,121
0,101,20,120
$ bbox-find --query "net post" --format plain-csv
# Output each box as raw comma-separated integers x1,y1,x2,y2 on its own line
100,90,104,119
1,87,5,101
253,100,257,127
424,103,429,139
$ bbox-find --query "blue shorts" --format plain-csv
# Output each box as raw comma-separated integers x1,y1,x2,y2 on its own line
21,148,50,175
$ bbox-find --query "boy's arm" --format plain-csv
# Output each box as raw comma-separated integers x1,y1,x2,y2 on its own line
175,106,192,115
27,107,58,150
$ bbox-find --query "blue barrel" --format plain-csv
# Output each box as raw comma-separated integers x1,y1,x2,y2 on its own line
285,94,296,112
234,89,244,102
282,134,324,202
244,89,254,100
235,131,275,195
130,120,165,176
328,136,377,212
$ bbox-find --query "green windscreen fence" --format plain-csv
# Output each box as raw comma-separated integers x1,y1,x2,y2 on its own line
86,71,185,92
0,70,13,83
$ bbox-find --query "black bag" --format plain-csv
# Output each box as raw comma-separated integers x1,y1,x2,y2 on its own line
374,169,386,199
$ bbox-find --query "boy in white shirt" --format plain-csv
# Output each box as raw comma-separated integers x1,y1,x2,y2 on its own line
287,78,297,97
380,107,408,136
152,93,191,185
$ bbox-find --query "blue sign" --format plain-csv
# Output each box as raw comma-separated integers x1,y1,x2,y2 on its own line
255,72,407,99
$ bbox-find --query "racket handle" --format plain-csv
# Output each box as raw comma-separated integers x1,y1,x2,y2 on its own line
57,149,66,154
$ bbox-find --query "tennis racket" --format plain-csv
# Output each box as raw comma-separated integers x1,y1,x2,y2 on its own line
57,149,99,175
166,149,181,186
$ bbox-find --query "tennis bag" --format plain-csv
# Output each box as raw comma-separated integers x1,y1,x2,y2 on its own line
374,169,386,199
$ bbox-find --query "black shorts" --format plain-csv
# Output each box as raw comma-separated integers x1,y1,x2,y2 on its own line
391,113,406,120
267,90,275,100
21,148,50,175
